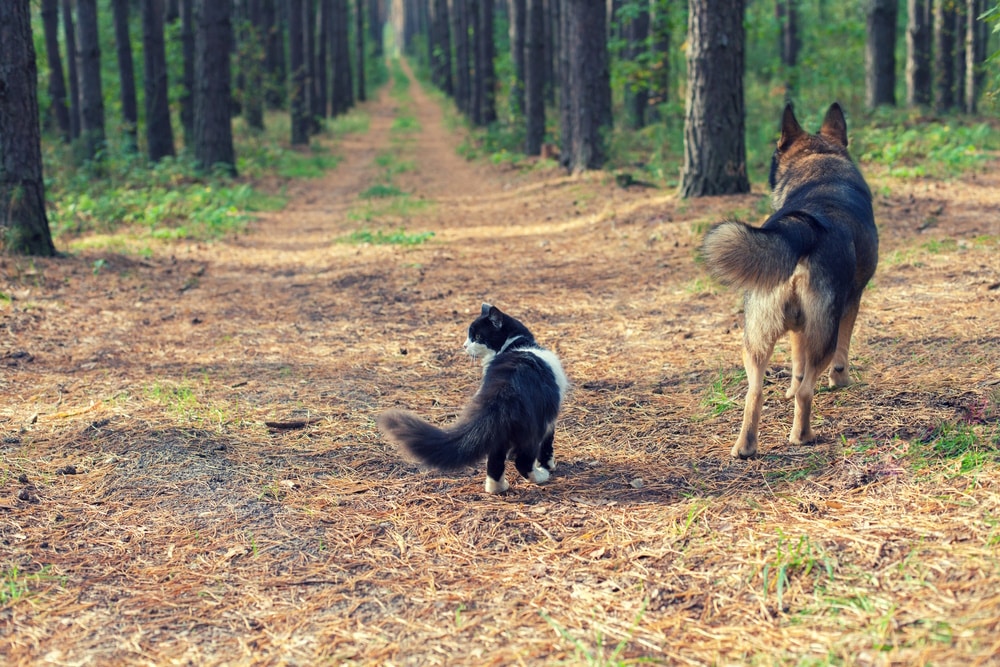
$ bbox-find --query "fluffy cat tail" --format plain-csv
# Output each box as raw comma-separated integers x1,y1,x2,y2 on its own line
701,218,817,290
377,409,495,470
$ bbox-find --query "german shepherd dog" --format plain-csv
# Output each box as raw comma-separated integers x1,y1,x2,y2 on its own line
701,103,878,458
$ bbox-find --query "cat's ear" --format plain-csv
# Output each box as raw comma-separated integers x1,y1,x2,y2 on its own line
487,305,504,329
481,303,492,317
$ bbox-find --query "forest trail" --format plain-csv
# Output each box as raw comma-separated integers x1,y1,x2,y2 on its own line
3,64,1000,665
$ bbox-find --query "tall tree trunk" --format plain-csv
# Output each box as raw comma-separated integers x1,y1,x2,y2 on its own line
562,0,611,172
165,0,180,21
143,0,176,160
316,0,329,117
330,0,354,115
194,0,237,172
450,0,470,116
557,0,571,157
432,0,453,96
262,0,286,108
865,0,897,109
76,0,107,160
906,0,932,107
290,0,310,143
777,0,799,94
180,0,196,146
244,0,266,128
964,0,981,113
0,0,56,256
303,0,319,132
111,0,139,150
623,0,650,129
680,0,749,197
509,0,526,115
649,0,671,119
62,0,82,141
545,0,556,106
934,0,956,112
524,0,545,154
369,0,383,57
357,0,367,101
477,0,497,125
41,0,72,142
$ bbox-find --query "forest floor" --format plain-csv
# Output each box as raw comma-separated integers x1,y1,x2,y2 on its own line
3,63,1000,666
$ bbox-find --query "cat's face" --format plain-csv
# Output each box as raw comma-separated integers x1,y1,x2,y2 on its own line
463,303,507,361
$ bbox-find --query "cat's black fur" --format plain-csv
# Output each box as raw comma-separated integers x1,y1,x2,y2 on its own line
378,303,569,494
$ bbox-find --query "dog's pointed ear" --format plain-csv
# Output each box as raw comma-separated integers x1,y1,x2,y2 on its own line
820,103,849,147
778,103,804,152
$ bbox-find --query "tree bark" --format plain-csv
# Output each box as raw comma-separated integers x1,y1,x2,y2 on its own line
649,0,671,119
262,0,286,108
243,0,266,128
357,0,367,101
509,0,526,115
316,0,329,118
290,0,310,143
41,0,71,142
143,0,176,160
194,0,237,172
964,0,980,113
180,0,196,146
76,0,107,160
906,0,932,107
111,0,139,150
623,0,650,129
865,0,897,109
62,0,82,140
679,0,749,197
562,0,611,172
476,0,497,125
524,0,545,154
450,0,471,116
369,0,383,57
0,0,56,255
934,0,957,112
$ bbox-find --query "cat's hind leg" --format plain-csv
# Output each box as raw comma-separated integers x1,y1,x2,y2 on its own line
538,426,556,471
514,448,549,485
484,446,509,494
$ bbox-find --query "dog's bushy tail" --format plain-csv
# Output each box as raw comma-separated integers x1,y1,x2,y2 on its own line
377,408,498,470
701,218,817,290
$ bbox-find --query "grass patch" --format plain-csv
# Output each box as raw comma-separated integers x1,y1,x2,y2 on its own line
360,183,407,199
698,369,746,418
907,422,999,475
1,565,64,605
340,229,435,246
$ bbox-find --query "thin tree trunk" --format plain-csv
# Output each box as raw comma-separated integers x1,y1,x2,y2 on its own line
369,0,383,57
865,0,897,109
964,0,980,113
906,0,932,107
62,0,81,140
680,0,749,197
143,0,176,160
509,0,526,115
524,0,545,155
244,0,266,128
0,0,56,255
450,0,470,116
263,0,286,108
290,0,310,143
41,0,72,142
194,0,237,172
111,0,139,150
477,0,497,125
357,0,367,101
649,0,670,119
180,0,196,146
316,0,329,117
934,0,956,112
76,0,106,160
623,1,650,129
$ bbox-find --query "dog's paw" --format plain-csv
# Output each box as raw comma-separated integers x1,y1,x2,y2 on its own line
788,427,816,445
828,366,852,389
731,438,758,459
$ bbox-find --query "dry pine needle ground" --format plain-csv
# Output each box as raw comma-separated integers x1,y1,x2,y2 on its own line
2,71,1000,666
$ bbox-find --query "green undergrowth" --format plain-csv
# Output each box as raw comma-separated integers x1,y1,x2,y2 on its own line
340,229,435,246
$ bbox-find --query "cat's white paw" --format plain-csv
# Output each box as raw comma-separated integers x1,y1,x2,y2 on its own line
485,476,509,494
545,457,556,471
529,466,550,485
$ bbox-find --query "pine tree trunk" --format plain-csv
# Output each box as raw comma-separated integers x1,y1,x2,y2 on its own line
62,0,82,140
623,1,650,130
649,0,670,120
180,0,196,146
143,0,176,160
964,0,980,113
316,0,329,118
262,0,286,108
934,0,956,112
303,0,319,133
0,0,56,256
557,0,571,159
509,0,526,115
450,0,470,116
865,0,897,109
290,0,310,143
76,0,107,160
477,0,497,125
165,0,180,21
357,0,367,102
524,0,545,154
41,0,71,142
330,0,354,115
244,0,266,128
680,0,749,197
369,0,383,57
563,0,611,172
194,0,237,172
111,0,139,150
906,0,932,107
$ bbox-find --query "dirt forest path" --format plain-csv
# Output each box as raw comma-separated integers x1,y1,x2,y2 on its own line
3,62,1000,665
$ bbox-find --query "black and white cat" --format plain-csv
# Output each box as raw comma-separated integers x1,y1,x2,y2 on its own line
378,303,569,494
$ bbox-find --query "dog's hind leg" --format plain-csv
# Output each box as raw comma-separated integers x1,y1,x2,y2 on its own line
785,331,807,399
732,342,776,459
829,299,861,389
